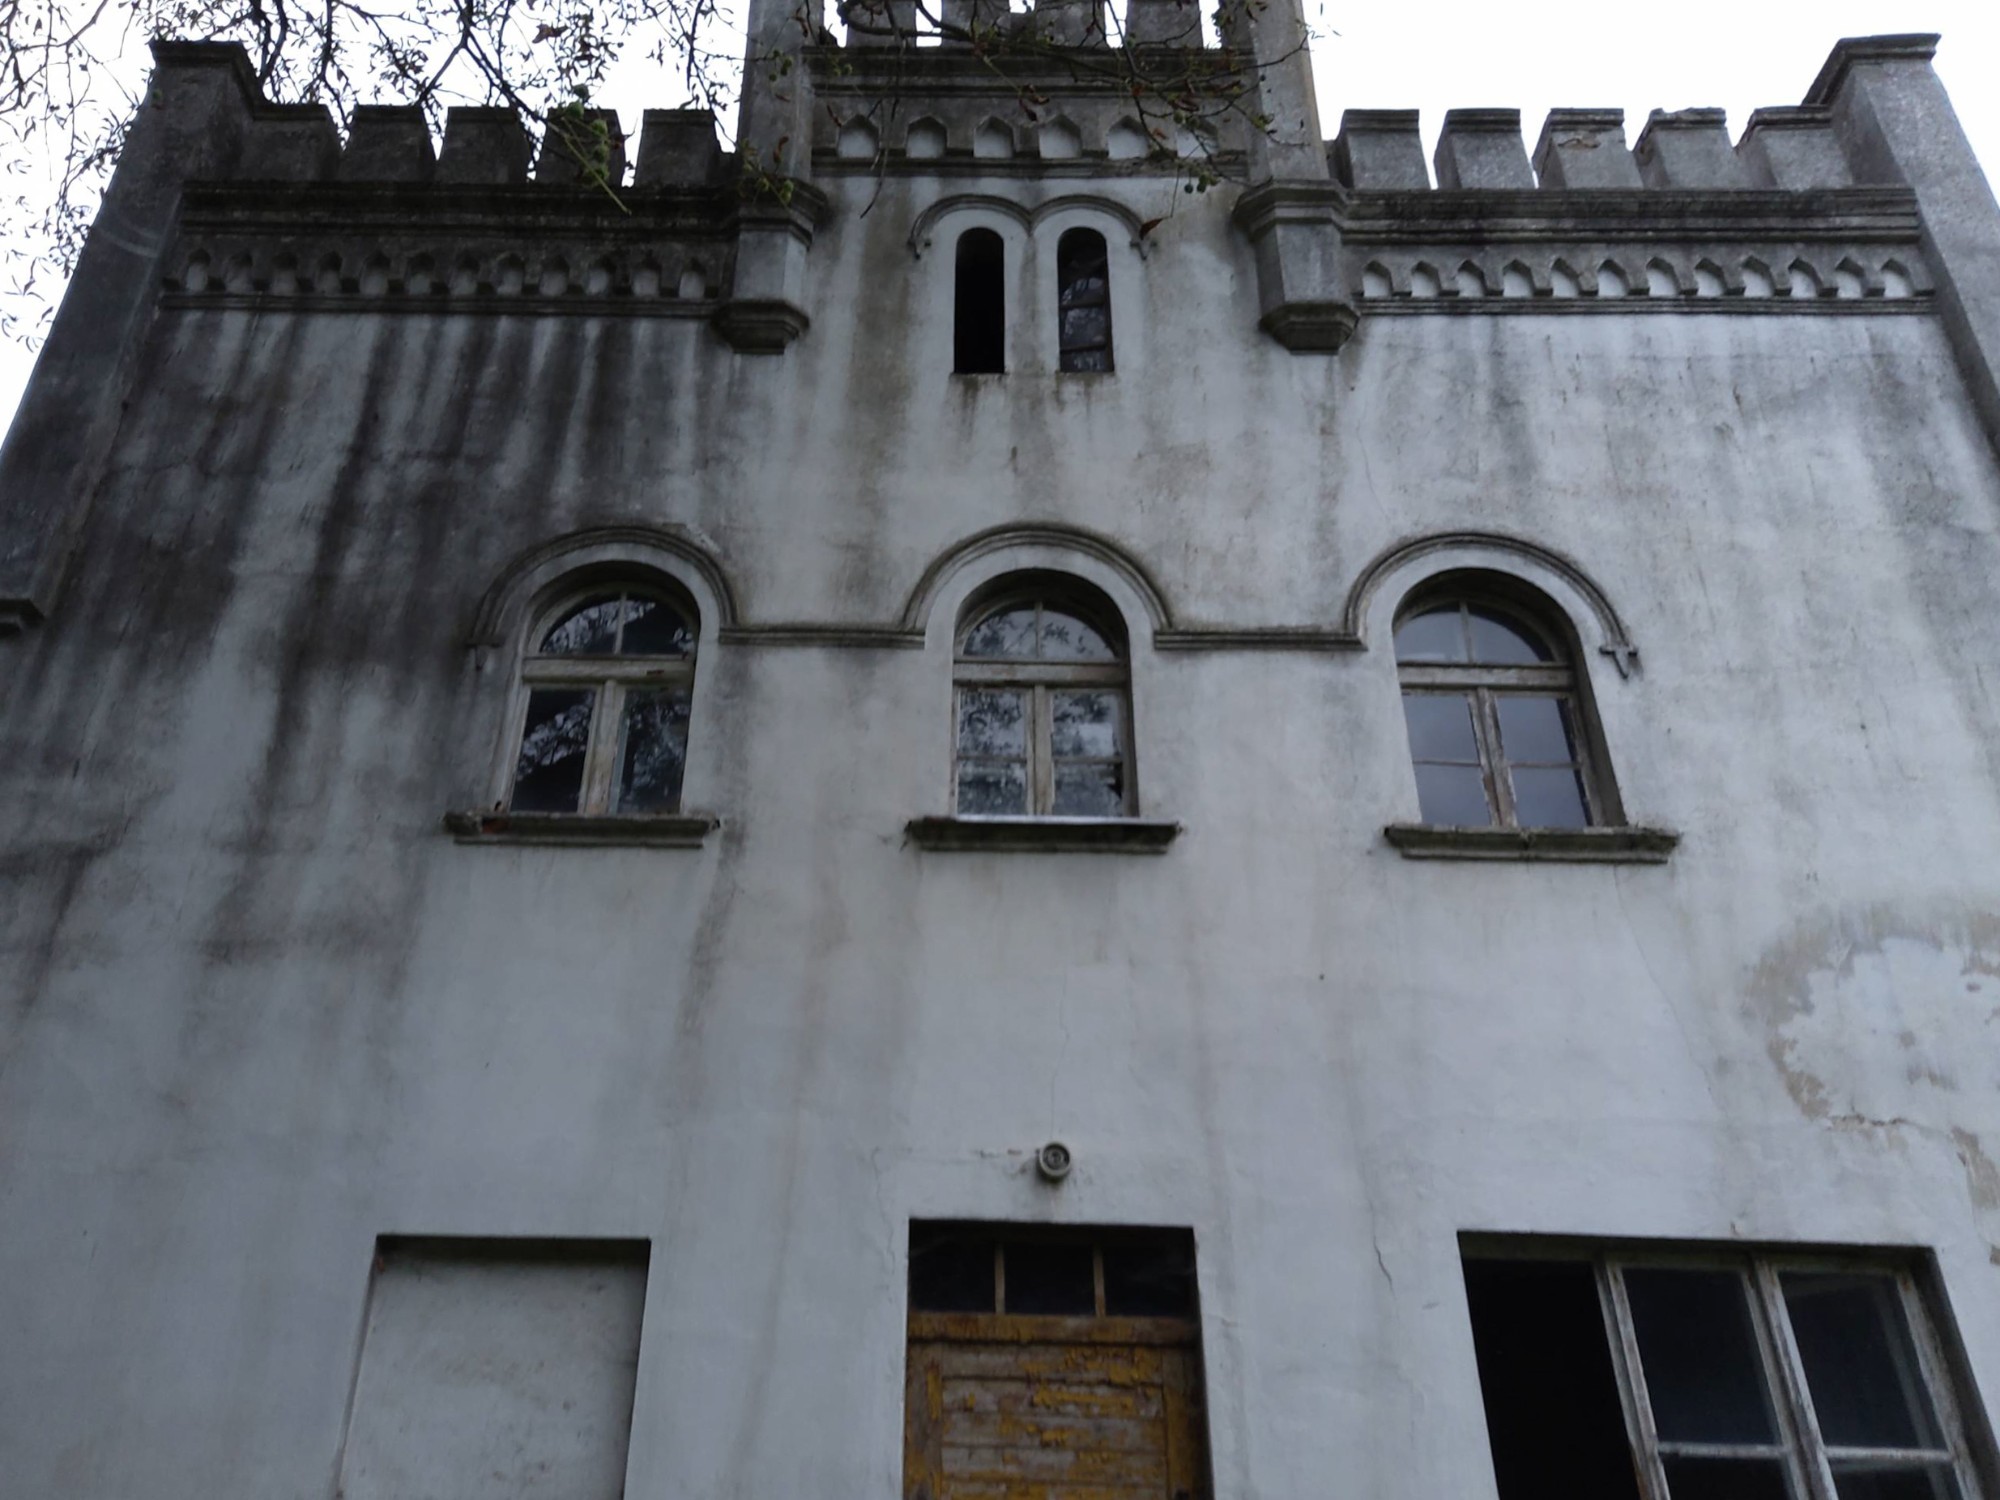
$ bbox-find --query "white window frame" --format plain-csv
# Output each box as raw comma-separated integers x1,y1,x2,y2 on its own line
951,593,1135,819
505,584,699,815
1468,1241,1990,1500
1396,588,1613,829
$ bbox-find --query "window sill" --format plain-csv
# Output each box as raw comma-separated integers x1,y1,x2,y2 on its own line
906,816,1181,853
442,810,719,848
1382,823,1679,863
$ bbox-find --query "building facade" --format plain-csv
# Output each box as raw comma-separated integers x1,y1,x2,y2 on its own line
3,7,2000,1499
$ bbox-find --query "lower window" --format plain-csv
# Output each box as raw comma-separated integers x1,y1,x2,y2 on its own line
905,1223,1210,1500
1461,1240,1987,1500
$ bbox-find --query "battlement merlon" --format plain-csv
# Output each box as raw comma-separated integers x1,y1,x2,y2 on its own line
1804,35,2000,454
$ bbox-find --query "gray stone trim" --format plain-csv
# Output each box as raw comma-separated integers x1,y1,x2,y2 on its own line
1339,529,1637,670
1154,627,1361,652
905,816,1181,852
718,624,925,648
899,520,1174,634
443,810,720,846
1382,824,1679,863
470,523,740,648
906,192,1154,258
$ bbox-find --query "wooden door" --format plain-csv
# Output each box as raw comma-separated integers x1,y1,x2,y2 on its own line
905,1314,1210,1500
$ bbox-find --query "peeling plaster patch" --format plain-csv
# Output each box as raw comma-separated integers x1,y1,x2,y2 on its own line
1747,904,2000,1223
1952,1128,2000,1211
1747,904,2000,1117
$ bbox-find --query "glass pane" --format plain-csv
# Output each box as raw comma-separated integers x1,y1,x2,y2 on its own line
1468,606,1556,664
511,688,596,812
1037,608,1114,661
1496,695,1579,765
1054,762,1125,818
961,606,1037,660
539,595,625,656
1831,1464,1959,1500
619,596,694,656
1625,1268,1779,1445
615,689,690,812
910,1227,995,1313
1403,693,1480,763
1004,1242,1095,1315
1661,1457,1793,1500
958,689,1027,757
1052,691,1122,758
1414,763,1493,827
1062,306,1110,349
1510,767,1591,829
1782,1273,1944,1452
958,762,1028,816
1395,605,1466,663
1102,1239,1196,1318
1062,347,1113,374
1061,271,1108,305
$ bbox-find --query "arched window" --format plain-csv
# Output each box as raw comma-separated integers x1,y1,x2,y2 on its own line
955,580,1131,818
1056,228,1112,372
1394,582,1605,829
955,228,1005,374
509,584,697,814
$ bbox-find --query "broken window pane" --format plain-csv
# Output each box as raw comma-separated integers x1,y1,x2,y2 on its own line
954,228,1006,374
1625,1268,1779,1446
1394,606,1466,663
1004,1241,1095,1315
958,689,1027,757
1781,1274,1944,1453
1660,1456,1793,1500
1404,693,1480,763
1057,228,1113,373
1054,763,1124,817
540,596,625,656
962,607,1037,660
1051,691,1121,758
1462,1257,1642,1500
958,762,1028,816
1509,766,1590,828
619,597,694,656
511,689,596,811
910,1227,996,1313
615,689,690,812
1415,763,1493,827
1103,1239,1197,1318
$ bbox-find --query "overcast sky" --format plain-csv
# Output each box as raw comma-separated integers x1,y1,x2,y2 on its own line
0,5,1993,436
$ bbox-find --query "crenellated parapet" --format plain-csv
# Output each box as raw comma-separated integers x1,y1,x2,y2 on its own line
157,101,773,327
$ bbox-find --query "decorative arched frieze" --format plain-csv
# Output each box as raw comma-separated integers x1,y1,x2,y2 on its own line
469,521,739,655
906,194,1153,260
1341,529,1639,676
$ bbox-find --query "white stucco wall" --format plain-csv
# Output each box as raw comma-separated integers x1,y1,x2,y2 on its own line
4,157,2000,1500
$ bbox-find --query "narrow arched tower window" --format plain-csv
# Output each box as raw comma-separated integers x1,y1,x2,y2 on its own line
510,585,697,814
1394,582,1609,829
1057,229,1113,372
955,580,1132,817
954,228,1006,374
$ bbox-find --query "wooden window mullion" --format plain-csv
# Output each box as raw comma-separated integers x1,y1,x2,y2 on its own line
1473,687,1513,825
580,678,623,812
1600,1259,1674,1500
1030,684,1052,813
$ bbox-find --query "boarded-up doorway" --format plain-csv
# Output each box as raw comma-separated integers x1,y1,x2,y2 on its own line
904,1224,1211,1500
